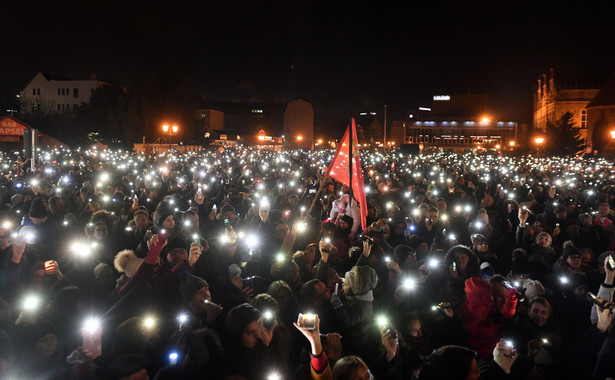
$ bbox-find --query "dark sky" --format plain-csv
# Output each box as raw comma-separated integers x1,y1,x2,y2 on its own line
2,0,615,126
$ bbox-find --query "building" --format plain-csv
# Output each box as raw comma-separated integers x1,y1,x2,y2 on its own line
393,94,518,153
586,70,615,153
19,72,114,114
0,116,66,147
403,119,518,153
196,98,314,148
284,99,314,149
533,68,600,145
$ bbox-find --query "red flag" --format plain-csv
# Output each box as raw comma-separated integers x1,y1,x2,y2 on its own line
326,119,368,230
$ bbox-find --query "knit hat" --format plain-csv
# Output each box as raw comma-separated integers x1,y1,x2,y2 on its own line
471,234,488,244
225,303,261,337
153,207,174,227
180,273,209,303
344,266,378,296
340,214,354,226
29,197,48,218
228,263,242,279
523,279,546,300
166,235,189,251
94,263,113,280
393,245,415,264
113,250,143,278
562,241,581,259
219,203,236,216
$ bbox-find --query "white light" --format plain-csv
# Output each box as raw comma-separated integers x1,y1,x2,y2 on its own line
246,234,258,249
23,294,41,311
560,276,569,284
402,278,416,290
143,316,156,329
428,258,439,268
82,317,101,335
177,314,188,324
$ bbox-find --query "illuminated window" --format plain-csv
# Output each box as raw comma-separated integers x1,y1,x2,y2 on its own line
581,109,587,128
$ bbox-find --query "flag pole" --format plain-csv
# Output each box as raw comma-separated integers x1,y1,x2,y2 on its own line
348,119,353,205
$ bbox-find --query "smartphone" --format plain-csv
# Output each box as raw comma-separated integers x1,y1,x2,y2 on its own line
334,283,339,295
145,230,154,241
501,280,515,291
242,276,255,289
298,313,316,330
212,204,217,213
607,255,615,271
586,292,614,312
224,218,230,230
82,323,102,359
383,323,397,339
197,186,202,195
309,188,316,194
263,310,276,329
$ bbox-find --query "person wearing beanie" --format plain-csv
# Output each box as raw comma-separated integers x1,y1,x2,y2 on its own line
17,197,61,261
329,259,380,359
180,273,223,328
135,207,180,257
115,226,201,320
550,241,586,290
13,319,67,379
224,303,278,379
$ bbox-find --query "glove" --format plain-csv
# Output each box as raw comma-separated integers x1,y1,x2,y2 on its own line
493,340,517,374
330,293,343,308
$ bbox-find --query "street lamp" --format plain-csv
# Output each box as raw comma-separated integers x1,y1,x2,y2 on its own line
534,137,544,156
162,124,179,144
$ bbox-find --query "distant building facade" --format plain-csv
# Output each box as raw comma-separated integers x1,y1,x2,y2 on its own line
19,72,114,114
533,68,600,145
586,71,615,153
284,99,314,149
392,94,518,153
197,99,314,148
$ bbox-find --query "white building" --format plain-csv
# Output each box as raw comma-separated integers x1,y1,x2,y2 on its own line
19,72,112,114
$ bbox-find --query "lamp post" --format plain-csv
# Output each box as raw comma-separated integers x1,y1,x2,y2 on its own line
534,137,544,157
162,124,179,144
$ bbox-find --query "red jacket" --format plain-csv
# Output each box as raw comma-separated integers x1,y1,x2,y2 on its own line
460,277,517,358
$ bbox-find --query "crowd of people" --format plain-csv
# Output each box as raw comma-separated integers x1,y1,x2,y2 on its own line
0,146,613,379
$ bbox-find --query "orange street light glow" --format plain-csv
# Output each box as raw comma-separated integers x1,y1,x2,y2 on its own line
535,137,544,144
172,125,179,133
162,124,169,132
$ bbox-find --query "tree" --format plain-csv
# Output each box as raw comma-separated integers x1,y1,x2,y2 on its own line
545,112,585,156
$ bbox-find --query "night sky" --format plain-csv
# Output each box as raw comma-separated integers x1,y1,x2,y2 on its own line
2,0,615,128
